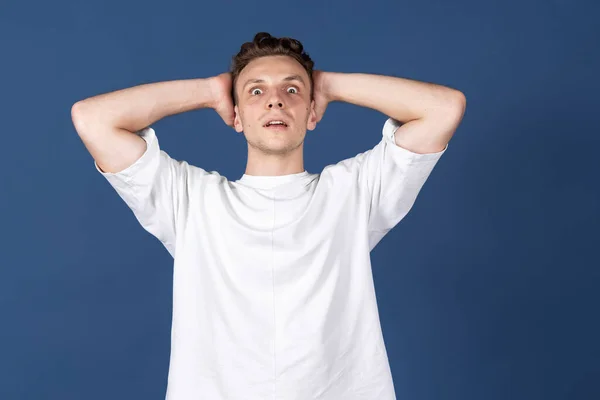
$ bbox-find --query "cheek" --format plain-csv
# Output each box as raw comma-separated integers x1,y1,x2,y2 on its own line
239,111,253,129
240,104,257,122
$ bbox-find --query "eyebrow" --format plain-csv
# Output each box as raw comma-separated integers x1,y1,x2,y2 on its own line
242,74,306,90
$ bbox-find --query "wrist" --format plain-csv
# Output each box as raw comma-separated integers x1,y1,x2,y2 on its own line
206,72,233,109
320,71,342,103
205,76,221,109
312,70,329,102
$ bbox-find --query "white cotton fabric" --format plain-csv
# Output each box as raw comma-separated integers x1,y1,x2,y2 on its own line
95,118,447,400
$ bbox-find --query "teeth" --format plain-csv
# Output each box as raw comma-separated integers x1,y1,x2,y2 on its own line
267,121,286,126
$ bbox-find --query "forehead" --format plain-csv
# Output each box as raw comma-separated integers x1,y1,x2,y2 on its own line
238,55,308,84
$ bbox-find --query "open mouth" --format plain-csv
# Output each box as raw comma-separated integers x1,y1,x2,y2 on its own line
264,120,288,129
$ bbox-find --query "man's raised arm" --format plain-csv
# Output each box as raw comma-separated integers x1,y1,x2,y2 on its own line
71,74,234,173
313,71,466,155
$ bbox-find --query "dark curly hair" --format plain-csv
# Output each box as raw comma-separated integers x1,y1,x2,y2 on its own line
230,32,315,104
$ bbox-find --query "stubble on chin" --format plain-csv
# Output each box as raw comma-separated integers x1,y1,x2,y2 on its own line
246,128,305,156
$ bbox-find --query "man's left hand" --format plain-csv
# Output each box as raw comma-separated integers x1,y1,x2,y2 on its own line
312,70,332,123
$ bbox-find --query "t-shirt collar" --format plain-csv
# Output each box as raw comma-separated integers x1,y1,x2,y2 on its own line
236,170,309,190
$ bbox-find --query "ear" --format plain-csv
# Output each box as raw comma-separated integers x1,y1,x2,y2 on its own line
233,105,243,133
306,99,317,131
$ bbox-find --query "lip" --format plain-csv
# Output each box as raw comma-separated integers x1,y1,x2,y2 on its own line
264,124,289,131
262,117,290,127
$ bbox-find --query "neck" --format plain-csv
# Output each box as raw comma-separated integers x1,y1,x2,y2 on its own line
244,141,305,177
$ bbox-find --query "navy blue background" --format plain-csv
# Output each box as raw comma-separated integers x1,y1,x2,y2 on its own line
1,0,598,399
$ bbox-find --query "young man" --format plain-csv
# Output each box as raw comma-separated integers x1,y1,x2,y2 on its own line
72,32,465,400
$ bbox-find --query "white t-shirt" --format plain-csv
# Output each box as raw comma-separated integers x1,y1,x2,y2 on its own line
95,118,447,400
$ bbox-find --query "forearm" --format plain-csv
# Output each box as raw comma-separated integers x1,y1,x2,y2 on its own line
72,78,216,133
323,72,464,122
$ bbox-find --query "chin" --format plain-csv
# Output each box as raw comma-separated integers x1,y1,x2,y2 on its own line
250,136,302,155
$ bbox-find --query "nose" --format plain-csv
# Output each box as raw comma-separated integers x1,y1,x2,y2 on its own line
266,92,285,109
267,101,284,109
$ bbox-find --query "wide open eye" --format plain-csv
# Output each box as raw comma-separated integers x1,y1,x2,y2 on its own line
287,87,298,94
251,88,262,95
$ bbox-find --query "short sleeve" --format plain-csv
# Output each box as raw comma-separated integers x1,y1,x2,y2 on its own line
358,118,448,250
95,127,186,258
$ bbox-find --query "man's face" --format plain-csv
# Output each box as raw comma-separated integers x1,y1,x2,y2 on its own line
233,55,317,156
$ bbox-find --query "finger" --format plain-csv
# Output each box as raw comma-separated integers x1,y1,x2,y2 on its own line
315,105,326,123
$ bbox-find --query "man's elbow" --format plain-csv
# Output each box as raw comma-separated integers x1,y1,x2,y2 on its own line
448,91,466,116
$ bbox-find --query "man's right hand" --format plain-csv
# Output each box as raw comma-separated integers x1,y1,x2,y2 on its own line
209,73,236,127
